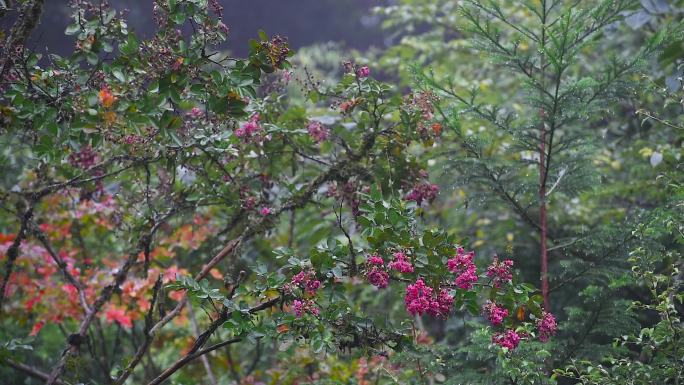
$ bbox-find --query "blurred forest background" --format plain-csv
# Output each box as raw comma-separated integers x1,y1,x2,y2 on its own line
21,0,390,56
1,0,683,384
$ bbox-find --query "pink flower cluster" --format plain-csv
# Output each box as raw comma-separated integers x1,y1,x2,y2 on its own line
243,195,257,210
486,258,514,288
356,65,370,78
260,207,272,216
307,120,329,143
492,329,521,350
404,278,453,318
235,113,261,139
367,255,384,266
367,269,389,289
290,270,321,296
447,247,478,290
365,255,389,288
405,182,439,206
292,299,319,318
123,134,143,145
431,288,455,318
481,300,509,326
388,251,414,273
69,145,98,169
536,311,557,342
187,106,204,119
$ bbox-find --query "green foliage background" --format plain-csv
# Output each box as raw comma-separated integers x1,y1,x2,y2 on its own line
1,0,683,384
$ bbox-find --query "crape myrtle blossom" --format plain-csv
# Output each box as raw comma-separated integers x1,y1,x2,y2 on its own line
123,134,143,145
492,329,521,350
292,299,319,318
481,300,509,326
404,278,433,316
405,182,439,206
235,113,263,141
289,270,322,317
367,255,384,266
447,247,478,290
536,311,557,342
307,120,329,143
367,269,389,289
404,278,453,318
289,269,322,296
486,257,514,288
429,288,454,318
365,255,389,288
68,145,98,169
187,106,204,119
387,251,414,273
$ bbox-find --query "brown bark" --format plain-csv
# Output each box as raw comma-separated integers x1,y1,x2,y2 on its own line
539,119,550,310
539,2,550,310
0,205,34,312
5,358,65,385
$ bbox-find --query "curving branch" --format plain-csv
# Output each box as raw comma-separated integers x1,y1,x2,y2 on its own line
0,204,35,313
105,120,388,385
32,223,91,313
145,296,281,385
4,358,65,385
43,207,184,385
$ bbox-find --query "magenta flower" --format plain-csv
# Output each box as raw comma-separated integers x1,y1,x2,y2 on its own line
486,258,514,288
536,311,557,342
305,279,321,295
292,300,304,317
237,113,262,139
307,120,329,143
291,271,308,286
405,278,433,316
123,134,143,145
260,207,272,216
69,145,98,169
242,196,256,210
447,247,474,272
290,270,322,295
388,251,414,273
187,106,204,119
454,265,478,290
405,182,439,206
427,288,454,318
367,268,389,289
357,65,370,78
292,299,319,318
405,279,454,318
447,247,478,290
481,300,509,326
492,329,521,350
366,255,384,266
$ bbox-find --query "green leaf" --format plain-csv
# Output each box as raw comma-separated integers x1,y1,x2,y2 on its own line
120,34,139,55
65,23,81,35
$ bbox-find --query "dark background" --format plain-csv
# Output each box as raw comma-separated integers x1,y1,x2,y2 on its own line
19,0,391,57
